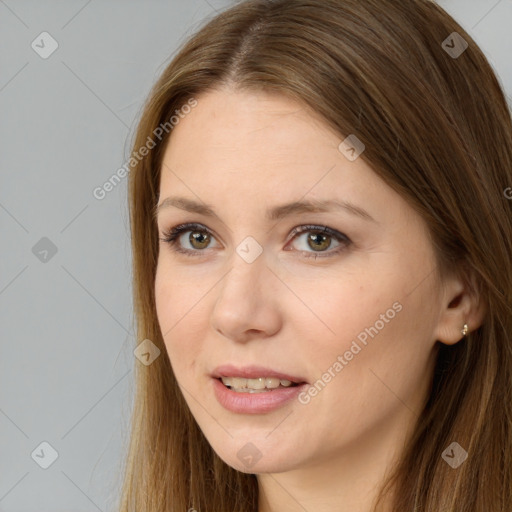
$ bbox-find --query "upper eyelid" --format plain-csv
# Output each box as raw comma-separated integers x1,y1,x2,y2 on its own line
163,222,222,243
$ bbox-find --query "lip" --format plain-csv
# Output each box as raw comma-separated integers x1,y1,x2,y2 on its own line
210,364,309,414
212,377,308,414
211,364,308,384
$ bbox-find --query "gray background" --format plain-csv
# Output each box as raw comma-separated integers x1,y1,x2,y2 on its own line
1,1,511,510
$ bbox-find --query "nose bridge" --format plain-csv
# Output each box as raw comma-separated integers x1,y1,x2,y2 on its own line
211,241,281,340
221,241,267,298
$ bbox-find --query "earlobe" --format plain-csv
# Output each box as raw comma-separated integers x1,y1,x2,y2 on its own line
435,310,469,346
434,272,486,346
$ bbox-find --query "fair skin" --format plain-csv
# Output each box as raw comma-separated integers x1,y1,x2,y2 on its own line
154,87,484,512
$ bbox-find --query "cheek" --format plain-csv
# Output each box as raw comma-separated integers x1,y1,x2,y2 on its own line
155,258,205,331
286,269,395,352
291,264,435,389
154,263,207,375
301,273,437,423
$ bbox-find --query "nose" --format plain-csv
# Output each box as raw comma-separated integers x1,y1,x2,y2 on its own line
210,248,283,343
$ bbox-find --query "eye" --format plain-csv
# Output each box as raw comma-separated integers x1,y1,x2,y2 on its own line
285,224,351,259
159,223,219,256
159,222,351,259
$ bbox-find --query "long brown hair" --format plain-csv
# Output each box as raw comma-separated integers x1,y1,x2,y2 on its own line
120,1,512,510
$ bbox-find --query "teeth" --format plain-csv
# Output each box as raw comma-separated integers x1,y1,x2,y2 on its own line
220,376,296,391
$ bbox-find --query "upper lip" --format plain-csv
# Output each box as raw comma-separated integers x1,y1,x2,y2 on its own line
211,364,308,384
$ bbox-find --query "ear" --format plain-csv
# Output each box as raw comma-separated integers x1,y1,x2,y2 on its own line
434,267,487,345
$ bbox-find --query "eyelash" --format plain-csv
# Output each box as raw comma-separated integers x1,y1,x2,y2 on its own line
159,222,352,259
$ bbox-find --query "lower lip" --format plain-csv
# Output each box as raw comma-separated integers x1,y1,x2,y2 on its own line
212,378,308,414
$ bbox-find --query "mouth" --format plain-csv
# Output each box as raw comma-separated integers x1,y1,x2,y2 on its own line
217,376,303,393
211,365,308,394
211,365,309,413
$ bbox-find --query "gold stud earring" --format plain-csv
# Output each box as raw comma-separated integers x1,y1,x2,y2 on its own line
461,323,469,337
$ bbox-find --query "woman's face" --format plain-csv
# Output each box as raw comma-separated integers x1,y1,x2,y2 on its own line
154,87,445,474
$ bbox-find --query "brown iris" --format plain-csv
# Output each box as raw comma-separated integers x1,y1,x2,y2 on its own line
307,232,331,251
189,230,211,249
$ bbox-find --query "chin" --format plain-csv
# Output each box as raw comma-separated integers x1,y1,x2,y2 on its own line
211,443,301,475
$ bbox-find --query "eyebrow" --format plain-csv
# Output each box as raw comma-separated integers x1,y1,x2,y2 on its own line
155,196,377,223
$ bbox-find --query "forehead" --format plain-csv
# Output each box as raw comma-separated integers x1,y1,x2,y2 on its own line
172,89,337,151
157,88,410,232
161,89,359,190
